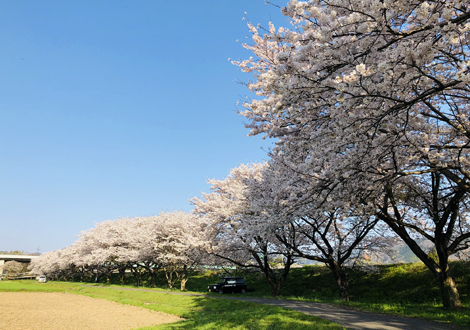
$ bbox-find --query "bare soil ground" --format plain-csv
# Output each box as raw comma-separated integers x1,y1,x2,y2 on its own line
0,292,182,330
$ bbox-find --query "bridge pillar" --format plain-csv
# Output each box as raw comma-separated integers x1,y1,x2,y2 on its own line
0,259,4,275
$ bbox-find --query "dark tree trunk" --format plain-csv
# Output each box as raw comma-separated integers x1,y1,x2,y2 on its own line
328,260,349,301
378,181,464,309
118,267,126,285
437,271,462,309
150,271,157,288
254,250,292,296
129,265,143,287
143,262,159,288
266,277,282,296
435,246,462,309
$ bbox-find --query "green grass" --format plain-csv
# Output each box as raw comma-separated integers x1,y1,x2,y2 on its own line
0,280,64,292
2,261,469,328
185,262,470,327
0,280,345,330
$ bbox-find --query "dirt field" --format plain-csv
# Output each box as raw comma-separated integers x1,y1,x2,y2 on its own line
0,292,182,330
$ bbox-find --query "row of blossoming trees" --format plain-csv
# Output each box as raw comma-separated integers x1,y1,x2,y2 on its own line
192,162,398,298
227,0,470,309
30,0,469,309
29,212,206,290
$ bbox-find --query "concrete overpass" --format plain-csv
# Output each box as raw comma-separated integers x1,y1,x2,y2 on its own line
0,254,39,275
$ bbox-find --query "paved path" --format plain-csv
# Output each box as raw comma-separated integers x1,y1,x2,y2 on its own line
81,285,462,330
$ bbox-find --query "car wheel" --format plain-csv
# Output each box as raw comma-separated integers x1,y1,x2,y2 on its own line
241,288,246,294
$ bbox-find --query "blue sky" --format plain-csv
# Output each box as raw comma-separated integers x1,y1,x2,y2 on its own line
0,1,287,253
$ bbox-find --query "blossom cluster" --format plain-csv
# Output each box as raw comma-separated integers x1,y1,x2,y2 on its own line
29,212,206,289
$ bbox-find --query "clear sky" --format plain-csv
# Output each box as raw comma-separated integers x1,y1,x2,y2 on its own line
0,1,287,253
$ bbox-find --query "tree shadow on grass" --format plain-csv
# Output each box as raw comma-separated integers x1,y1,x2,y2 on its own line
145,296,346,330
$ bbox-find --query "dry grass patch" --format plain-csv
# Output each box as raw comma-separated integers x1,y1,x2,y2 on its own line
0,292,182,330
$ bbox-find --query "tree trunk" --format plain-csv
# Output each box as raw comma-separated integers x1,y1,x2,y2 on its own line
437,271,462,309
435,232,463,309
379,178,465,309
130,267,142,287
150,271,157,288
118,268,126,285
180,278,188,291
262,260,291,296
251,249,292,297
164,269,175,289
329,261,349,301
268,279,282,296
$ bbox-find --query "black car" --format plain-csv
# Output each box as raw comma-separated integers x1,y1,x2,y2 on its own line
208,277,247,294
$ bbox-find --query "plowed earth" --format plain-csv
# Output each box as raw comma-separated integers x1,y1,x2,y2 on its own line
0,292,182,330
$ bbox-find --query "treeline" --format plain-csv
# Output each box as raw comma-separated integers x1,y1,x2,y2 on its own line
29,212,206,290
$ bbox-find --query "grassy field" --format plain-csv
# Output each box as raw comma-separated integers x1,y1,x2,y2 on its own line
188,262,470,327
1,261,469,328
0,280,345,330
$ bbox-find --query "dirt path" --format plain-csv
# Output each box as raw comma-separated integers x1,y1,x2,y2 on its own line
83,286,462,330
0,291,181,330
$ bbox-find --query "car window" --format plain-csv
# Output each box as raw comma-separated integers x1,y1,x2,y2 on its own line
226,280,237,284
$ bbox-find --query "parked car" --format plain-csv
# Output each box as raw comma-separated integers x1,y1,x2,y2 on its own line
208,277,247,294
38,275,47,283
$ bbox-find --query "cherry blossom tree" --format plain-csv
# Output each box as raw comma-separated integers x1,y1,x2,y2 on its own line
104,217,155,287
248,160,391,300
154,211,207,291
192,163,298,296
126,216,163,287
29,250,62,280
3,261,25,278
76,217,162,286
236,0,470,308
73,218,131,284
54,245,83,281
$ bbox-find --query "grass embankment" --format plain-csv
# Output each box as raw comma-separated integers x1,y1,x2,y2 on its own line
0,280,344,330
189,262,470,327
